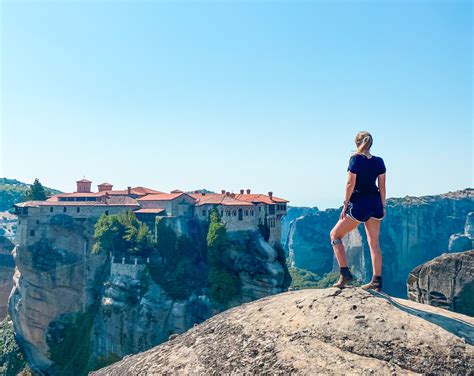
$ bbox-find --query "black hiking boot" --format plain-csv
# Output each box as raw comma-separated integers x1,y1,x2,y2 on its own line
332,267,353,288
361,276,382,292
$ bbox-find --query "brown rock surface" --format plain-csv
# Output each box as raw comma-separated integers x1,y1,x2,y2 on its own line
407,249,474,316
91,287,474,375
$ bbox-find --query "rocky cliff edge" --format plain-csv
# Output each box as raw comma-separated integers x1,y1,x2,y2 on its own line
91,287,474,375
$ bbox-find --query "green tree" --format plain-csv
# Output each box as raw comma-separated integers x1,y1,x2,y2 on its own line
92,211,152,256
206,208,241,305
155,219,178,261
25,178,47,201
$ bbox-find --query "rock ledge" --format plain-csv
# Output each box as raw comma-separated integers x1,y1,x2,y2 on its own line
91,287,474,375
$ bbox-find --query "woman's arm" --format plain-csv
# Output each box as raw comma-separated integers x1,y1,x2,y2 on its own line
378,173,386,207
341,172,356,219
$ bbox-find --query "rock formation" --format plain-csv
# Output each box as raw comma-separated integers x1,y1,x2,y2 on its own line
0,235,15,320
448,211,474,252
280,206,319,246
407,249,474,316
286,189,474,296
8,213,288,374
91,287,474,375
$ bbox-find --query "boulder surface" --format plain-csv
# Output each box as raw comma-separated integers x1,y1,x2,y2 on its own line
407,249,474,316
91,287,474,375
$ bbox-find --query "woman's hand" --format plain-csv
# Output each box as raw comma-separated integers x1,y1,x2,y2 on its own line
340,203,348,220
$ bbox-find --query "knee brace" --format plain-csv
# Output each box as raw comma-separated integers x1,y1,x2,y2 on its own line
331,239,343,246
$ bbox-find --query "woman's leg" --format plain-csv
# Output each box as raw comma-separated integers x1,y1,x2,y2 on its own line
330,216,360,267
364,218,382,276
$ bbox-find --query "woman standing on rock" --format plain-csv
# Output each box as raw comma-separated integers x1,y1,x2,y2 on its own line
329,131,386,291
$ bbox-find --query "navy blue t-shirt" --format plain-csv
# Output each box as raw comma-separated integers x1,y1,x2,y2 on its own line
347,154,386,195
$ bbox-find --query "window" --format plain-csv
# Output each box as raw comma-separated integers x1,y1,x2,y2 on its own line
258,206,261,211
226,211,230,217
105,210,109,216
36,220,39,224
251,210,254,216
63,207,67,212
233,210,237,216
220,210,223,217
245,210,248,216
30,230,35,236
258,218,262,224
269,205,275,215
77,207,80,213
202,210,206,217
50,207,54,213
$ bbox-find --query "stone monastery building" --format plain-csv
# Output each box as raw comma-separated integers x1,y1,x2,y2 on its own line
15,179,289,246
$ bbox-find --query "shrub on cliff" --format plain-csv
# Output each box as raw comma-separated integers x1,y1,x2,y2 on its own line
0,318,27,376
206,208,241,305
47,309,95,376
92,211,154,256
148,220,207,300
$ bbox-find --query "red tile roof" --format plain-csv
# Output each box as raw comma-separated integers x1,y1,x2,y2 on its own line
235,194,289,204
16,196,139,207
190,194,255,207
138,193,195,202
134,208,166,214
132,187,164,195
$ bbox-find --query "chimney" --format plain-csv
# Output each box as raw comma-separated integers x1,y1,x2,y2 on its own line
97,182,113,192
246,189,251,194
240,189,244,194
226,191,230,196
268,191,273,198
230,193,235,198
201,192,206,196
221,190,226,194
127,186,132,195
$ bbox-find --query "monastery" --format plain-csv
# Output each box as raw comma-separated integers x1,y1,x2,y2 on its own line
15,179,289,246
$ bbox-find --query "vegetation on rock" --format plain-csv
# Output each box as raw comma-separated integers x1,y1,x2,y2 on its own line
0,318,27,376
289,267,361,290
148,220,207,300
206,209,242,306
47,309,95,376
92,211,154,256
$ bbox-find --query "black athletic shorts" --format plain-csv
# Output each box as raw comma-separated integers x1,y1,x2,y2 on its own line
345,192,385,222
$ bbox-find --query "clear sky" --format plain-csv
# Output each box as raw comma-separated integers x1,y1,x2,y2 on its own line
1,0,472,208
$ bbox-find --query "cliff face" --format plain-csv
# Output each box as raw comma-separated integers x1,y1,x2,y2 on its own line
407,249,474,316
0,236,15,320
280,206,319,246
91,287,474,376
286,189,474,297
8,214,288,374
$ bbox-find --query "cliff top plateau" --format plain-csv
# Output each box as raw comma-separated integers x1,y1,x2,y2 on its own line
91,287,474,375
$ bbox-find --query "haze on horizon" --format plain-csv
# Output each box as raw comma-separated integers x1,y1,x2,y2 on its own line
0,1,472,209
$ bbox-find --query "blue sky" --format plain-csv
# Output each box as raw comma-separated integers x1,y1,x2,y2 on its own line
1,1,472,208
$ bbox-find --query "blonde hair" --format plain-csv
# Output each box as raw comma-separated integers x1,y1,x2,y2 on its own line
353,131,373,155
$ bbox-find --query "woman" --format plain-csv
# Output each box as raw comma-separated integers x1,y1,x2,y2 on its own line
329,131,386,291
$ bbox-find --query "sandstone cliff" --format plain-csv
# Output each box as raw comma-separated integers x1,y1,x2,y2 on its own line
407,249,474,316
91,287,474,375
286,189,474,296
8,214,288,374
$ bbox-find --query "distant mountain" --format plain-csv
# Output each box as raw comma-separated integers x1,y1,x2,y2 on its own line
0,178,61,211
